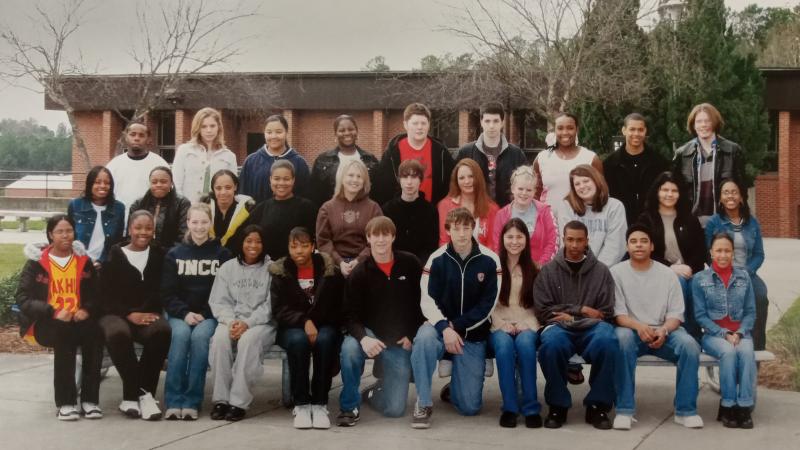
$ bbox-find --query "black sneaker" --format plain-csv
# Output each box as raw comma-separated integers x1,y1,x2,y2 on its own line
210,403,230,421
499,411,518,428
544,407,567,429
411,402,433,429
735,405,753,429
336,409,360,427
525,414,543,428
225,406,246,422
585,404,612,430
567,364,585,385
439,383,451,403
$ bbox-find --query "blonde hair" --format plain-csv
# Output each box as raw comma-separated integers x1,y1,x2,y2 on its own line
509,165,537,205
184,202,213,243
190,107,225,150
334,159,371,200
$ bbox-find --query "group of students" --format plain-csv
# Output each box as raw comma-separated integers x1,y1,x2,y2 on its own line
14,100,766,433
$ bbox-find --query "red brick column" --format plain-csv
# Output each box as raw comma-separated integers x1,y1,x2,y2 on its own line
175,109,191,147
755,173,779,237
373,110,386,158
283,109,296,149
507,110,522,145
458,110,471,147
777,111,800,237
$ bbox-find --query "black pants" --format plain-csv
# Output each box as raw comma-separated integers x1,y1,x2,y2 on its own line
98,315,172,401
34,318,103,407
277,326,341,405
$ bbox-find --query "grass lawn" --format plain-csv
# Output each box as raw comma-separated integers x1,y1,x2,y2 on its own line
0,244,26,278
0,220,45,231
767,296,800,390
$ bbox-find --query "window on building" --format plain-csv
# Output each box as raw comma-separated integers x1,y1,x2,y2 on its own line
247,133,266,155
158,111,176,163
431,110,460,150
522,113,548,150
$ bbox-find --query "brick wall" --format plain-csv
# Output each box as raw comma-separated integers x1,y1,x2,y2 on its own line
755,173,779,236
755,110,800,238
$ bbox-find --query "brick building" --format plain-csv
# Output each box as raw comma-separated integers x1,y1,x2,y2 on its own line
755,68,800,238
46,72,546,192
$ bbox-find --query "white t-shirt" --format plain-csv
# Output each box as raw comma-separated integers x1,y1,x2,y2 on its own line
106,151,169,213
536,146,597,207
48,253,72,268
87,203,107,261
121,246,150,279
337,151,361,166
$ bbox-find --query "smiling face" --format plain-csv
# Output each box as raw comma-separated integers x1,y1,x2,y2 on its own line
456,165,475,196
367,231,395,259
270,166,295,200
336,118,358,149
49,219,75,254
563,227,588,261
289,238,314,267
187,209,211,243
403,114,430,145
503,226,526,258
242,231,263,264
512,176,535,208
128,215,154,251
693,110,715,140
264,120,287,153
710,236,734,268
149,169,172,199
572,175,597,204
720,180,742,214
342,165,365,197
213,173,237,207
554,115,578,148
626,230,653,262
91,170,112,203
622,119,646,150
480,113,504,140
657,181,680,210
200,116,219,146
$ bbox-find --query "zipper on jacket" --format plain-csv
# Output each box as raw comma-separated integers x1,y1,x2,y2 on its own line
444,250,481,340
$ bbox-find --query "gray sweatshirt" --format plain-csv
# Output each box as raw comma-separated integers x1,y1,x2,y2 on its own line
209,258,274,329
556,197,628,267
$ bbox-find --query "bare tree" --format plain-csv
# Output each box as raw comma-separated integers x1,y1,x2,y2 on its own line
0,0,93,169
442,0,657,123
107,0,259,128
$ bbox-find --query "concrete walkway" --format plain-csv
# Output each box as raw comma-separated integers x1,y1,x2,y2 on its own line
0,354,798,450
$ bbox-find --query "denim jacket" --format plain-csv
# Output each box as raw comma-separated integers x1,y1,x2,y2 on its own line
704,214,764,275
691,266,756,338
67,197,126,262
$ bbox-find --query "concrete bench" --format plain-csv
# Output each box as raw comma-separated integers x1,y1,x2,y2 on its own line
0,210,58,231
567,350,776,366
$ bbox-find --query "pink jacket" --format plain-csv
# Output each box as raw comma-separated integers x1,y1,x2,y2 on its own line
491,200,558,267
437,196,499,247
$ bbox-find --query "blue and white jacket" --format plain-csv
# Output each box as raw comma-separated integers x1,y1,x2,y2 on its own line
421,239,501,342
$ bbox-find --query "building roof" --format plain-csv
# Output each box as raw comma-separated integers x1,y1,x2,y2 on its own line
761,68,800,111
5,175,73,191
45,71,495,112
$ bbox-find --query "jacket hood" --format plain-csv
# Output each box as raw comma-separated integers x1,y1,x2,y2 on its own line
474,133,510,154
24,240,88,261
551,246,599,275
386,132,449,153
200,194,255,214
268,251,336,278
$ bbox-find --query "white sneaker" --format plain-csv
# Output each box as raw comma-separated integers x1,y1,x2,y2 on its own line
311,404,331,429
613,414,635,430
674,414,704,428
438,360,452,378
164,408,182,420
119,400,141,418
293,404,312,429
484,358,494,377
138,391,162,421
57,405,80,421
81,402,103,419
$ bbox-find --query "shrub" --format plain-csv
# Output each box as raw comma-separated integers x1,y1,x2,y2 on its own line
0,269,21,326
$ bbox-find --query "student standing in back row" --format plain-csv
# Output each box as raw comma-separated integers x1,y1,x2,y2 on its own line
456,102,527,207
106,122,168,215
172,107,238,203
375,103,455,206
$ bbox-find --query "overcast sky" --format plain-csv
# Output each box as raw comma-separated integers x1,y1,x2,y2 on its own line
0,0,794,130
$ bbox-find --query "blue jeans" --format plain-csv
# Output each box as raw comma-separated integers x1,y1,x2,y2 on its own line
751,274,768,351
490,329,541,416
678,277,701,341
537,321,618,409
165,317,217,409
277,325,341,406
614,327,700,416
410,323,486,416
340,328,412,417
702,335,756,407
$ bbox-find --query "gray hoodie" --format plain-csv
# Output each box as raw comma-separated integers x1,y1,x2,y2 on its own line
533,248,616,331
209,258,274,329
